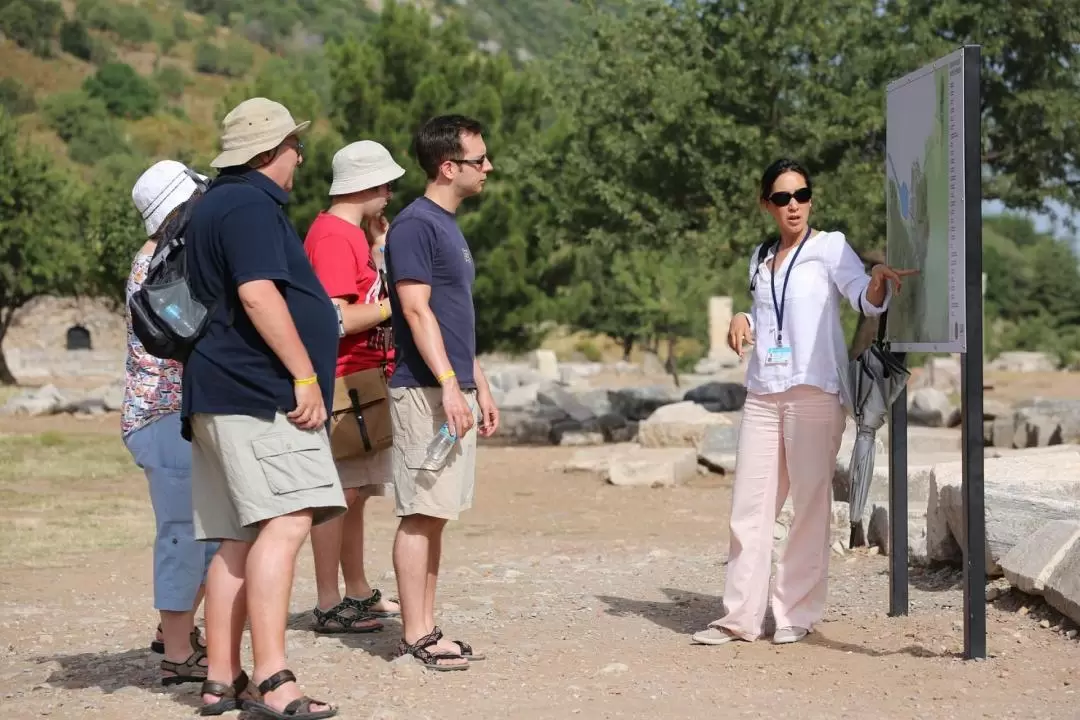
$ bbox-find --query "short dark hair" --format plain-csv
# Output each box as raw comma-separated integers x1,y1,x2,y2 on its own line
413,114,484,180
759,158,812,201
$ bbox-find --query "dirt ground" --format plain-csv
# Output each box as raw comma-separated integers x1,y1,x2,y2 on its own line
2,385,1080,720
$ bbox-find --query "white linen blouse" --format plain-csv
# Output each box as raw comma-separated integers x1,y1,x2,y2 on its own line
741,230,891,397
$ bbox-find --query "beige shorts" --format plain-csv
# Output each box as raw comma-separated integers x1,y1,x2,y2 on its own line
389,387,478,521
336,449,390,496
191,412,348,543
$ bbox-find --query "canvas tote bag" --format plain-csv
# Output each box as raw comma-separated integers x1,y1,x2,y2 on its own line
327,269,394,460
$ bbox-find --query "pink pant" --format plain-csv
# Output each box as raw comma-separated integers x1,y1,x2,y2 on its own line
715,384,846,640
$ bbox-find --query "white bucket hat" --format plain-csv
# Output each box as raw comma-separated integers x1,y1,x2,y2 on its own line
131,160,209,238
329,140,406,196
210,97,310,169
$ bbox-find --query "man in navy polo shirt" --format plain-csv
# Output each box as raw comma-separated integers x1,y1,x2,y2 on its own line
184,97,345,718
385,114,500,671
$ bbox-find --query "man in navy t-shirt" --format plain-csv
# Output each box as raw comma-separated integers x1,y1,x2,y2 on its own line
384,114,500,670
183,97,344,718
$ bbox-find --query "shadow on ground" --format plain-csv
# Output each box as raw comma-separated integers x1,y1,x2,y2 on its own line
597,587,953,660
287,610,402,660
33,648,203,711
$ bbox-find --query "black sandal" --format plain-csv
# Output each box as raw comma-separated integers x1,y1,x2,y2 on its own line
199,670,251,716
432,625,485,661
397,629,469,672
244,669,337,719
160,630,209,686
344,588,400,618
312,601,383,634
150,625,205,655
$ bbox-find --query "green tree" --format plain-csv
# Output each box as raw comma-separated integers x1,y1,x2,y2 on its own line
0,0,61,56
322,1,553,351
83,62,160,119
0,110,83,384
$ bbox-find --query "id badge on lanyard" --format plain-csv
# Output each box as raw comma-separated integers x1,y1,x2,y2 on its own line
766,227,811,367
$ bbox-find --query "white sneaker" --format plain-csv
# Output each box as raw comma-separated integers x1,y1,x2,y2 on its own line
772,626,809,644
692,626,741,645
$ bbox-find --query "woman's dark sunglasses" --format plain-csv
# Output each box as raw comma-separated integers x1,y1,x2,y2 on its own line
768,187,812,206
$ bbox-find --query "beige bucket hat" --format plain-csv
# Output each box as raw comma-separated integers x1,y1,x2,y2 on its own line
210,97,310,169
329,140,406,196
131,160,209,237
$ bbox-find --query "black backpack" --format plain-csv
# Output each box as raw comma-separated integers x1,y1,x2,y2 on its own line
127,170,257,362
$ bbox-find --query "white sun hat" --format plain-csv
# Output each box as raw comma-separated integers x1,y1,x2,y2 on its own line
131,159,209,238
329,140,406,196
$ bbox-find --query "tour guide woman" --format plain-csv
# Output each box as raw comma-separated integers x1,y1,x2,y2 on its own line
693,159,915,646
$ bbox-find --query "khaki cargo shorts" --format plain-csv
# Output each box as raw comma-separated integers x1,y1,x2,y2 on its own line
389,387,478,521
336,449,390,496
191,412,348,543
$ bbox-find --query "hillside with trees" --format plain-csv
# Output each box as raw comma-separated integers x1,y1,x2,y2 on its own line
2,0,1080,384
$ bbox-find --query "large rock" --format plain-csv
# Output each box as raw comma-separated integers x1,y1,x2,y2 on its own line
530,349,559,380
607,386,679,421
683,381,746,412
908,387,956,428
500,383,541,409
932,451,1080,575
551,444,697,488
1000,520,1080,596
638,401,734,448
697,423,740,473
1044,542,1080,626
0,384,67,416
911,355,961,395
988,351,1057,373
537,385,596,423
496,405,571,445
1010,399,1080,444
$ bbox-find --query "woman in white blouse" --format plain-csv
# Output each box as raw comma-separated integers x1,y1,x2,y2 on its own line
693,159,914,647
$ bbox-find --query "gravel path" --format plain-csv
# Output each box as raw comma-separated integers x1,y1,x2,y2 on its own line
1,444,1079,719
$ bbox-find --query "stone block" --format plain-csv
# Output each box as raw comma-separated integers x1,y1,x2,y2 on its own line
1000,520,1080,596
933,451,1080,575
606,448,698,488
1044,542,1080,626
638,401,734,448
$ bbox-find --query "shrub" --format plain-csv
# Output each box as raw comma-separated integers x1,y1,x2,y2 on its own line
0,78,36,115
83,62,159,119
60,19,93,60
154,65,190,99
0,0,60,56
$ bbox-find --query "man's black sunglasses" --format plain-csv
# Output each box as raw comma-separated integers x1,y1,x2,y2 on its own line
452,155,488,167
768,187,812,206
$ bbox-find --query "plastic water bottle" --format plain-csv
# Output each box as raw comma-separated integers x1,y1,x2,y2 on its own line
162,304,196,335
420,422,456,471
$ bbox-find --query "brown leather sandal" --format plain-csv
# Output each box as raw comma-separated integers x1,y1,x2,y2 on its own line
199,670,252,716
160,630,208,686
243,669,337,719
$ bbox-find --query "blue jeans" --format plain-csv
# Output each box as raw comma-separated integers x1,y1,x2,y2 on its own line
124,412,219,612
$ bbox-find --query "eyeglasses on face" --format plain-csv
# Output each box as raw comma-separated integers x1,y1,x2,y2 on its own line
768,187,812,206
452,154,488,168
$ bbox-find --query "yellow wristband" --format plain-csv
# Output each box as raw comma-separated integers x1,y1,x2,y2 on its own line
294,375,318,386
436,369,456,384
378,301,389,321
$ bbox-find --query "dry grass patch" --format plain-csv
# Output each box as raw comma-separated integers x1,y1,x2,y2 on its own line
0,39,92,95
0,431,151,568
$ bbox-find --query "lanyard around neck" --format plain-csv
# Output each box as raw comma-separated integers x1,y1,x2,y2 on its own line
769,226,812,346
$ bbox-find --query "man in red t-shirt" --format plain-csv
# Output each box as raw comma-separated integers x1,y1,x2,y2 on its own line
303,140,406,632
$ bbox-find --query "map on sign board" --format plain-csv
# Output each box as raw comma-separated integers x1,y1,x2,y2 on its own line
884,47,967,353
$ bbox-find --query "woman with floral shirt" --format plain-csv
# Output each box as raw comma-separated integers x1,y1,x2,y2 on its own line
123,160,218,687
